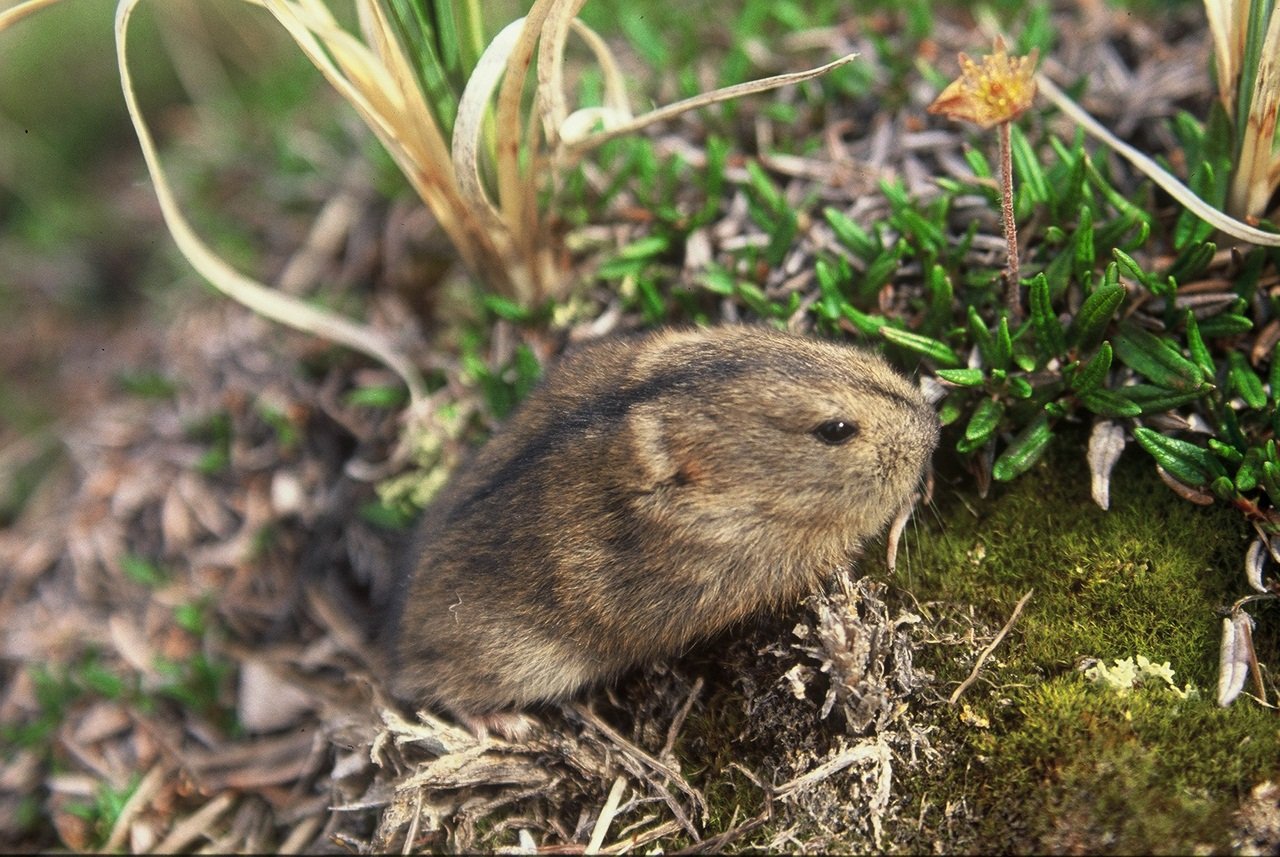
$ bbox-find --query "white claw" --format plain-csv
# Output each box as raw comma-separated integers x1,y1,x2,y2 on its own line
1245,539,1269,594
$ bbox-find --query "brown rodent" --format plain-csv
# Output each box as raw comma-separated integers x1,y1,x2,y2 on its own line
385,326,938,735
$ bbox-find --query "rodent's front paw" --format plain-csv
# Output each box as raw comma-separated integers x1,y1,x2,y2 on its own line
459,711,541,742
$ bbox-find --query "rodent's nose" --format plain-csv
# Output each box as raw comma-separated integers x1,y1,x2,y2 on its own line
877,409,938,480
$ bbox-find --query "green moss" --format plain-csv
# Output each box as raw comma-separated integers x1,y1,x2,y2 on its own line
906,433,1245,669
892,434,1276,853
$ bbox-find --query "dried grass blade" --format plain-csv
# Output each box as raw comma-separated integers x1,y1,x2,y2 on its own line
536,0,590,144
1087,421,1126,510
1245,538,1268,593
494,0,559,235
0,0,63,29
356,0,455,183
268,0,499,286
556,20,635,143
565,53,859,152
586,774,627,854
1228,4,1280,218
774,740,889,798
1203,0,1249,116
452,16,524,228
1217,612,1253,706
949,589,1035,704
151,791,237,853
279,813,326,854
1037,73,1280,246
102,764,167,853
116,0,426,404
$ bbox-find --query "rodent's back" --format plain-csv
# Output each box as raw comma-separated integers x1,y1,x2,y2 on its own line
389,326,939,717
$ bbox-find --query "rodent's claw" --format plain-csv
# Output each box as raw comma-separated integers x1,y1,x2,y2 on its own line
460,711,541,743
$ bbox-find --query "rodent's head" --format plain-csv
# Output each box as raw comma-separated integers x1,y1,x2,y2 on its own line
623,327,939,550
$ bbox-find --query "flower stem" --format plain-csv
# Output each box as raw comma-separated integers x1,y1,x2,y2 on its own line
998,121,1021,320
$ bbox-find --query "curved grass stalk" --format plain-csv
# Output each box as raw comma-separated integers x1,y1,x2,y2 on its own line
1037,73,1280,247
561,53,859,154
536,0,592,144
0,0,61,29
116,0,427,405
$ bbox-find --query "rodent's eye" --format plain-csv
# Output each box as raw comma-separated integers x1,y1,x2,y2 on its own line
813,419,860,445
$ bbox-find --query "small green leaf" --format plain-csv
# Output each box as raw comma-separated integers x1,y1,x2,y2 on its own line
938,395,964,427
1010,124,1050,204
864,239,908,292
961,398,1005,450
121,555,166,588
174,602,206,635
745,160,787,214
1133,427,1212,486
1208,438,1244,464
936,368,986,387
968,305,995,363
1263,462,1280,505
1197,313,1254,337
345,385,409,409
360,499,415,530
879,326,961,367
964,147,993,179
1166,240,1216,283
1269,345,1280,406
824,207,876,258
1006,376,1034,398
1183,311,1215,377
1102,260,1120,288
1078,388,1143,418
1116,383,1210,415
1112,325,1206,391
1029,273,1065,359
1086,157,1154,234
1236,451,1262,492
481,294,535,323
1228,352,1268,409
1068,284,1125,351
925,264,954,332
1070,341,1113,394
1272,343,1280,404
117,370,178,400
815,260,844,321
992,315,1013,371
1113,248,1157,292
1072,204,1096,282
701,267,736,296
1211,475,1237,501
993,414,1053,481
842,305,887,337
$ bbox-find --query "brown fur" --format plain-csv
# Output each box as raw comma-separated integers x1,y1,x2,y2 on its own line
385,326,939,721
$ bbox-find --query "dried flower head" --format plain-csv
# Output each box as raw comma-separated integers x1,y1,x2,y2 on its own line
928,36,1039,129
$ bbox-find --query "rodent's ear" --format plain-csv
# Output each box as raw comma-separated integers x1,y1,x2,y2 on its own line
626,403,695,490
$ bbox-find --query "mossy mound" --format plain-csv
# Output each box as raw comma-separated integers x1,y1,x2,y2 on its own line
890,433,1278,854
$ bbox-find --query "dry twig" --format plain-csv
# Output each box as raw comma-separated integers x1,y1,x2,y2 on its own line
949,589,1035,704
